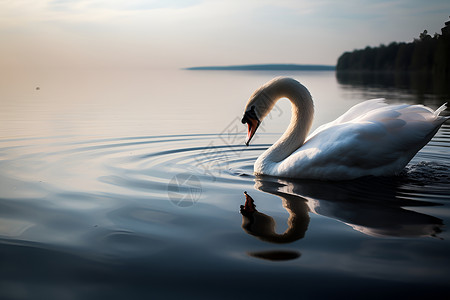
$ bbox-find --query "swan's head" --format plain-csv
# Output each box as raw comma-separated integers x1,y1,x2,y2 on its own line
241,81,277,145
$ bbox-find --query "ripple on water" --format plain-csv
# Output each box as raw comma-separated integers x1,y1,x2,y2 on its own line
0,133,265,253
0,129,449,254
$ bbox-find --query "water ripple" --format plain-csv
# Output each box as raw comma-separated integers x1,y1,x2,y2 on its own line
0,128,449,253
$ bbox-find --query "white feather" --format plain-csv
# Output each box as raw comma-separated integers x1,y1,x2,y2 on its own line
244,78,448,180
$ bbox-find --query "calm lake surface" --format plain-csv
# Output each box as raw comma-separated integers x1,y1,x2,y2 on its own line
0,69,449,299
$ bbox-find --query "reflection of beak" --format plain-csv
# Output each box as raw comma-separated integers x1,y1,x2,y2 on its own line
240,191,257,215
241,106,260,146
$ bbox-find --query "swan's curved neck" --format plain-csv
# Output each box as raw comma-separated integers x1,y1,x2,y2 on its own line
259,80,314,164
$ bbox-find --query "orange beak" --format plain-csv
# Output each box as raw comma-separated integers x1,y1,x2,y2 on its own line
241,106,260,146
245,117,259,146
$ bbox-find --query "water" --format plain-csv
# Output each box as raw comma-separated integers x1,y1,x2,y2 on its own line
0,69,449,299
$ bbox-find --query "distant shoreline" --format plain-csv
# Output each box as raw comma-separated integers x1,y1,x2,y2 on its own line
184,64,336,71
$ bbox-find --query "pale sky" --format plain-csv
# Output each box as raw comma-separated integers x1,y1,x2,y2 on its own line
1,0,449,69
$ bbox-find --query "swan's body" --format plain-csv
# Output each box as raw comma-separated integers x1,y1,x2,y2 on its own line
241,77,448,180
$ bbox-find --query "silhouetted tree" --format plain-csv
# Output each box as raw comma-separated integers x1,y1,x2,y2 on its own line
336,18,449,75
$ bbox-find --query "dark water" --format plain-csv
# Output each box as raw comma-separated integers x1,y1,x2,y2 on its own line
0,70,449,299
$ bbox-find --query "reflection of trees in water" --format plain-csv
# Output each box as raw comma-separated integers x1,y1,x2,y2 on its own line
335,17,450,99
335,71,450,100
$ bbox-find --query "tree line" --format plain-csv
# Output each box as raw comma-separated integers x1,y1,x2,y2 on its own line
336,19,450,76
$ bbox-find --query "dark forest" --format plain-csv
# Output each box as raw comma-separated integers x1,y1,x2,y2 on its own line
337,18,450,77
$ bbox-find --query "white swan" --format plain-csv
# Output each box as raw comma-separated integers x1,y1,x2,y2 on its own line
241,77,449,180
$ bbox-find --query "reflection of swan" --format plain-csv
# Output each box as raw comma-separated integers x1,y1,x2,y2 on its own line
240,191,309,243
241,77,448,180
241,177,443,239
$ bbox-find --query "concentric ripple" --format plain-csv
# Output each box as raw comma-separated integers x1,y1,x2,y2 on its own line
1,124,448,202
0,125,449,255
0,132,273,255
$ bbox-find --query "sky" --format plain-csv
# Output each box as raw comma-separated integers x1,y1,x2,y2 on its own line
1,0,449,69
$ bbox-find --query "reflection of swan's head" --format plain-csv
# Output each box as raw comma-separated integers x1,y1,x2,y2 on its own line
240,191,310,244
239,191,257,216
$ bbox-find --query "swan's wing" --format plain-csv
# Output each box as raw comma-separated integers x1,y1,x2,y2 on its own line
334,98,388,123
307,99,388,140
279,104,447,179
307,100,448,141
282,122,401,178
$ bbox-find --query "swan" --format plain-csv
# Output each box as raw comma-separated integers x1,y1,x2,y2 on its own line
241,77,449,180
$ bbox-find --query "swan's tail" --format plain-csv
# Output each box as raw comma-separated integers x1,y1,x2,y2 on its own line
434,102,447,116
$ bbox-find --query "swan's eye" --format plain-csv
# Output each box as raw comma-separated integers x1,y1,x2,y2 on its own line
242,105,259,124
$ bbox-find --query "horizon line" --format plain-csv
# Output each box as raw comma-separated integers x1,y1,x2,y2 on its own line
184,63,336,71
